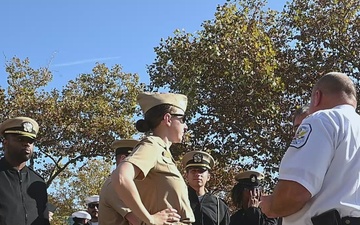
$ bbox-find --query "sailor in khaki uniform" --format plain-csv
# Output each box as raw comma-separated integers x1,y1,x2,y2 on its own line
99,139,140,225
111,92,195,225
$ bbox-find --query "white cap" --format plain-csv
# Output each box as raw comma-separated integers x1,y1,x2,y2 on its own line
72,210,91,219
85,195,99,204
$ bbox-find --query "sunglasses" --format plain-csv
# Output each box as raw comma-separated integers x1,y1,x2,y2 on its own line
170,113,186,124
88,203,99,209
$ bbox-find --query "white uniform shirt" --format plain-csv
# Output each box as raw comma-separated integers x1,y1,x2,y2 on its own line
279,104,360,225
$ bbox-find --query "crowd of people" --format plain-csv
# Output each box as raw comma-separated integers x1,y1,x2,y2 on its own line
0,72,359,225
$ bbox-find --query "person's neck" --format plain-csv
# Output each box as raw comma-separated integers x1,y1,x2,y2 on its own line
241,203,249,210
192,186,206,196
5,156,26,171
153,129,172,149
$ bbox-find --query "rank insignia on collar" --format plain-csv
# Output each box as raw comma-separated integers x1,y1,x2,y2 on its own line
193,153,203,163
162,150,172,159
22,122,34,133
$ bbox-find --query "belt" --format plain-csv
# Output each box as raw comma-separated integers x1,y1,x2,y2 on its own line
342,217,360,225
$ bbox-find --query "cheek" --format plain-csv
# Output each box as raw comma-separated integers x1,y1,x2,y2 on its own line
206,174,210,181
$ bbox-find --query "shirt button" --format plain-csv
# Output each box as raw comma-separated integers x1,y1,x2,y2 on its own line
344,219,351,224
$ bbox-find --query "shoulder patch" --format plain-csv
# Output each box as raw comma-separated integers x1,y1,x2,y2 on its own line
290,123,312,149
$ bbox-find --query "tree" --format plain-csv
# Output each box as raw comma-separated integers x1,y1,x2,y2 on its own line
148,0,287,194
276,0,360,106
49,158,113,225
148,0,360,196
0,57,143,187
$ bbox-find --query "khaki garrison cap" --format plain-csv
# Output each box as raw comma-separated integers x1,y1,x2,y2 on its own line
137,92,188,114
235,170,264,188
182,151,215,170
111,139,139,156
0,117,39,139
72,210,91,219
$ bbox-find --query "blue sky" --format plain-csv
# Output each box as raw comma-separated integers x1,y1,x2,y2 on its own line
1,0,286,89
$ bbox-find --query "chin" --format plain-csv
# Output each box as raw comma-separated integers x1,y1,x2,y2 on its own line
170,137,182,144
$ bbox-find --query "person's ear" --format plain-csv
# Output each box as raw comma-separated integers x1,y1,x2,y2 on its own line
163,113,172,126
206,172,211,181
314,90,322,106
184,171,190,182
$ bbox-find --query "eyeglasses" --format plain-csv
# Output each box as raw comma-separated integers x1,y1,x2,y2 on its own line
170,114,186,124
88,203,99,209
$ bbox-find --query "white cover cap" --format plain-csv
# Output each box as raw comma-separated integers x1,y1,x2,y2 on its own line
72,210,91,219
85,195,99,204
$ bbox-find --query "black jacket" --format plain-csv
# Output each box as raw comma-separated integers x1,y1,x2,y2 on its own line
188,186,230,225
0,157,49,225
230,207,278,225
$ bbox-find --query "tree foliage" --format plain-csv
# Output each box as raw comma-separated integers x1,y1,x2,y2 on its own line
276,0,360,101
0,57,143,187
148,0,360,197
148,0,286,194
49,158,112,225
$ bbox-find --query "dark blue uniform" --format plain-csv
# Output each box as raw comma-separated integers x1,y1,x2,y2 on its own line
230,207,277,225
188,186,230,225
0,157,49,225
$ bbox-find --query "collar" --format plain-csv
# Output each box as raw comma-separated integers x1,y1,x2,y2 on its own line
333,104,356,111
0,157,28,172
150,135,172,151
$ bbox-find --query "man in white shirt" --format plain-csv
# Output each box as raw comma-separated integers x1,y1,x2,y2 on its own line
260,72,360,225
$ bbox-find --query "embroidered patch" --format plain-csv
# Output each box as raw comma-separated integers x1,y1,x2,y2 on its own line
290,123,312,149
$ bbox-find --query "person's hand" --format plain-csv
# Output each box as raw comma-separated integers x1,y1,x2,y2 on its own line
248,188,261,208
259,195,277,218
150,208,181,225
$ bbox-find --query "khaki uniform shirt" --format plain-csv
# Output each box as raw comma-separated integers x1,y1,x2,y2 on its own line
125,135,195,224
99,176,131,225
